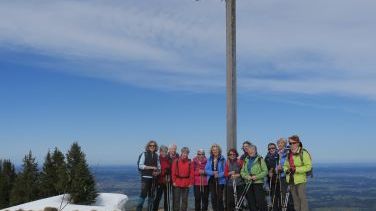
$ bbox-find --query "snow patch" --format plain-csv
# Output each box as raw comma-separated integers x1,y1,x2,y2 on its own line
1,193,128,211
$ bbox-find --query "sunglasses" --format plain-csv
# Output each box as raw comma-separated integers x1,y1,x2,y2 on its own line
289,142,298,145
197,153,204,156
149,145,156,147
268,147,276,150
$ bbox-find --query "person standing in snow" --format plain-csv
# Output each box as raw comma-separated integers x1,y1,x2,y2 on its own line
136,140,160,211
171,147,194,211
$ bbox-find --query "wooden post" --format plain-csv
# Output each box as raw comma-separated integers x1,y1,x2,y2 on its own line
226,0,237,151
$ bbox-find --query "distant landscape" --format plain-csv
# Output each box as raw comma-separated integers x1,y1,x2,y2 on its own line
94,163,376,211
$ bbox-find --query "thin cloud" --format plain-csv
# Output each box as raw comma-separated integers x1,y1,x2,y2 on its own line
0,0,375,99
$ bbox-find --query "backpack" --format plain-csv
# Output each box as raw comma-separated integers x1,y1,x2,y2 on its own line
300,149,313,178
137,152,146,173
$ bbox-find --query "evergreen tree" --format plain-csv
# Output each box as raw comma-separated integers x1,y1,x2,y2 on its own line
0,160,5,208
40,151,56,197
10,151,40,206
40,148,68,197
52,147,68,194
66,142,98,204
0,159,17,209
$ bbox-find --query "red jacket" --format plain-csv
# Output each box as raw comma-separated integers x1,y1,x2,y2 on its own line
172,158,194,188
224,159,243,178
158,155,171,184
193,156,208,186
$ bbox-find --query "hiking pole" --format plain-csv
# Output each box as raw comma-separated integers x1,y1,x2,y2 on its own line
235,179,252,210
282,172,293,211
266,175,272,211
282,184,290,211
271,171,279,211
225,179,229,211
154,176,159,211
232,178,238,209
279,173,283,210
235,180,252,210
169,175,173,211
169,177,172,211
148,179,153,211
149,176,157,211
165,175,168,211
166,174,170,211
200,174,204,211
215,177,219,211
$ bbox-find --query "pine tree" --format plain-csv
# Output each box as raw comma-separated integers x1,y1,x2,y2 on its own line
0,160,5,208
10,151,40,206
51,147,68,194
0,159,17,209
40,148,69,198
40,151,56,197
66,142,98,204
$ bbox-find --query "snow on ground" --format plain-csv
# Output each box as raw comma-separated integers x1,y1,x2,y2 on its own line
1,193,128,211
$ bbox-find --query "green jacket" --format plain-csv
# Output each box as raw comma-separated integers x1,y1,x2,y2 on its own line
283,147,312,185
240,155,268,184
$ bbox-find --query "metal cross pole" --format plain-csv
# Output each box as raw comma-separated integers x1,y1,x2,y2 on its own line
226,0,237,151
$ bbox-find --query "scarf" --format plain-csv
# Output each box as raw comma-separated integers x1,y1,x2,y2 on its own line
289,150,296,171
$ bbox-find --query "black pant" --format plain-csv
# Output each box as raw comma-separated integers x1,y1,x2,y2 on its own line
154,183,170,211
245,183,267,211
209,178,224,211
137,177,157,211
226,184,243,211
173,187,189,211
194,185,209,211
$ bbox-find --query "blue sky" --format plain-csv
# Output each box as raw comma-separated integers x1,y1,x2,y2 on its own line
0,0,375,165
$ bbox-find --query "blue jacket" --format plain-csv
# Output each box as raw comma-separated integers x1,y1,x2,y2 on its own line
205,155,226,185
277,148,288,177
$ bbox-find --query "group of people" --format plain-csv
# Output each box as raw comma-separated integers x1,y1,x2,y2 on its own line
136,135,312,211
